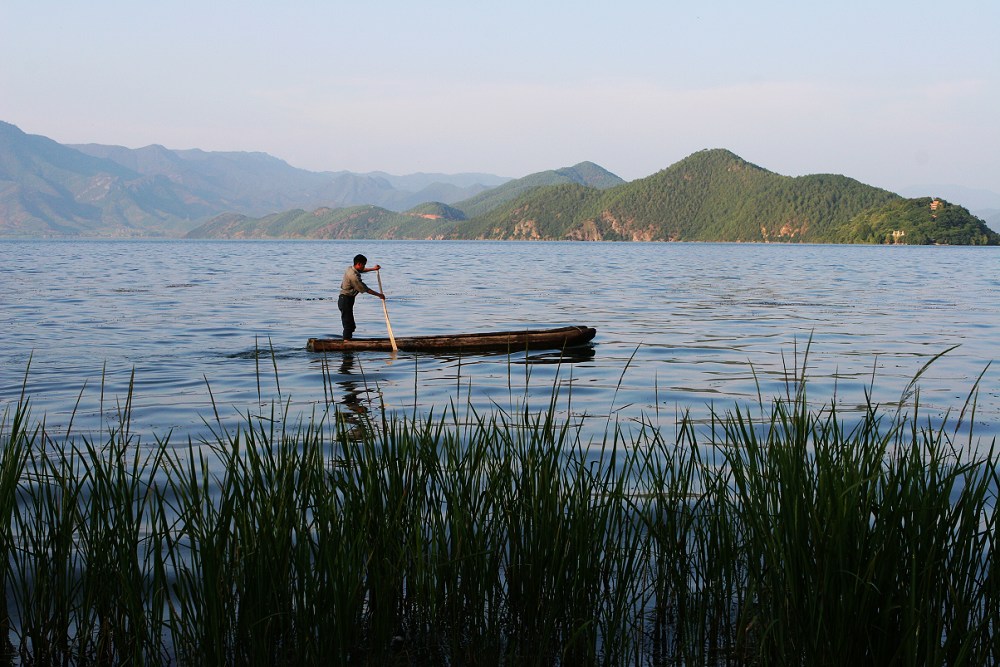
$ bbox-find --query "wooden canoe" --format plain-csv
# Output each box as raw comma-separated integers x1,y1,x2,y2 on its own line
307,325,596,353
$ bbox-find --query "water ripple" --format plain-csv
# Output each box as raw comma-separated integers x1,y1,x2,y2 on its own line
1,240,997,444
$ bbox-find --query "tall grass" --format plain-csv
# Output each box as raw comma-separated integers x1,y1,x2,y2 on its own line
0,358,996,665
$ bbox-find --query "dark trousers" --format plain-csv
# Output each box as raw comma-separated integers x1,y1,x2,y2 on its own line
338,294,356,339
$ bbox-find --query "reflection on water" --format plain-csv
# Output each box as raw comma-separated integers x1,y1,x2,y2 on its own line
425,345,597,366
328,352,374,441
314,344,597,442
1,240,997,445
516,346,596,365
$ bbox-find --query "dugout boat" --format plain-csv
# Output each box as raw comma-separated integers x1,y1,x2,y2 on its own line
307,325,596,353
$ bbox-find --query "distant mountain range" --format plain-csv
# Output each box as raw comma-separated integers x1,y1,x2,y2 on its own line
187,150,997,245
186,161,626,240
0,121,509,237
1,120,997,245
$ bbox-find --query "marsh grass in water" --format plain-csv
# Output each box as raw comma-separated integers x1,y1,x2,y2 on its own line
0,353,997,665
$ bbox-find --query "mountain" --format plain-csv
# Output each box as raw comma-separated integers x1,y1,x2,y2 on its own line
71,144,502,214
445,150,898,241
442,150,996,244
189,149,998,245
837,197,999,245
0,121,509,237
184,162,626,240
452,161,625,218
0,121,208,236
185,204,455,240
897,183,1000,213
5,121,995,244
897,184,1000,234
404,201,467,221
357,170,510,191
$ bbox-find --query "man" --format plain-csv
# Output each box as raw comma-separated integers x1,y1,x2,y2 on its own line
338,254,385,340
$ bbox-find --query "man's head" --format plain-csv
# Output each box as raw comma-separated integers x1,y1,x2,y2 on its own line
353,254,367,269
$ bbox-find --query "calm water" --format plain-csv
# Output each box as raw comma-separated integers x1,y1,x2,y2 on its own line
2,240,998,444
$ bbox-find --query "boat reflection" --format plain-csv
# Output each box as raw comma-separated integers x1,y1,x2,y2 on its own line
319,352,378,442
428,344,597,366
514,345,596,365
316,344,595,440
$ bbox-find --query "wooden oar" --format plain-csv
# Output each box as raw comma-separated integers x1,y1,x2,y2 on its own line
376,269,397,352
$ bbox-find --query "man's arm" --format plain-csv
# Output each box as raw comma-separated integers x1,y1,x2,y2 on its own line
361,265,384,298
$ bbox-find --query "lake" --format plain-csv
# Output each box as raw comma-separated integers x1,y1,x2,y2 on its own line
2,240,998,445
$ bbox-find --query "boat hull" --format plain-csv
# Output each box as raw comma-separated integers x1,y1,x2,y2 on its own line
307,325,596,353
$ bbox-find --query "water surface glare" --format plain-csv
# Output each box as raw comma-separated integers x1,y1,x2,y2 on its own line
2,240,997,444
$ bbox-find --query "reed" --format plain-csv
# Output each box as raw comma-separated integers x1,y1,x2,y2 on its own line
0,357,996,665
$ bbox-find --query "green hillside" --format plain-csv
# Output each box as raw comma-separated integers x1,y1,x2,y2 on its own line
403,201,466,221
186,150,998,245
456,150,996,244
186,162,626,240
463,150,897,242
453,161,625,218
443,183,607,240
186,204,464,240
837,197,999,245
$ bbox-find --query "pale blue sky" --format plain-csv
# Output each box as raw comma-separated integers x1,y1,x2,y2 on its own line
2,0,998,193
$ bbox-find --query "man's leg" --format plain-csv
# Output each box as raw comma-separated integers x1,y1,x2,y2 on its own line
338,294,357,339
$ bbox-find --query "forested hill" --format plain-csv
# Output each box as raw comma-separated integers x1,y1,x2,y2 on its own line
185,204,463,240
185,162,627,240
185,149,998,245
446,149,998,244
840,197,1000,245
452,161,625,218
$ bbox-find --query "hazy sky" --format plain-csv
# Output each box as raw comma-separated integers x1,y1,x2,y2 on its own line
2,1,998,193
